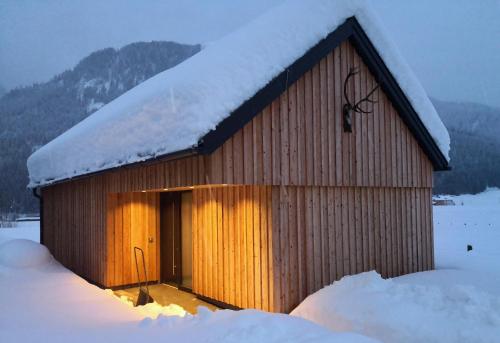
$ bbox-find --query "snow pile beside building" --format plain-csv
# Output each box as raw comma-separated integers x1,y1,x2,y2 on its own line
291,271,500,343
0,239,52,268
27,0,449,187
0,234,377,343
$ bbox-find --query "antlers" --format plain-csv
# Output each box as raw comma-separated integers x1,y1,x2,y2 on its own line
343,67,379,132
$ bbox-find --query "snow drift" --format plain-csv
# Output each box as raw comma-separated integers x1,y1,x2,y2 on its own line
291,271,500,343
0,239,52,268
0,232,378,343
27,0,449,187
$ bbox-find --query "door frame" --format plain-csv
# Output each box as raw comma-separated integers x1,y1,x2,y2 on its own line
159,191,192,290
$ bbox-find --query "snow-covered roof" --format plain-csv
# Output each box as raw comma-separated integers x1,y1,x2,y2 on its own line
27,0,450,187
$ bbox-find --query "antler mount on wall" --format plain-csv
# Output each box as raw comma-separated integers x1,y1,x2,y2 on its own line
342,67,379,132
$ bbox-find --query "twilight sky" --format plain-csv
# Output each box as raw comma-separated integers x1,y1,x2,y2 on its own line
1,0,499,107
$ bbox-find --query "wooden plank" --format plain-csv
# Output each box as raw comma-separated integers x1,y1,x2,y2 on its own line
312,64,322,186
280,89,290,185
304,187,315,294
420,188,428,270
288,187,298,309
341,187,350,275
267,187,275,311
232,131,244,185
320,187,330,284
367,66,375,187
115,194,124,285
297,187,307,299
279,186,289,310
400,188,408,274
234,187,242,307
416,187,422,272
192,190,198,293
271,186,282,312
312,187,322,289
355,188,363,274
260,186,269,311
327,188,336,283
334,188,343,280
334,45,343,186
304,71,314,185
326,51,336,186
320,58,329,185
228,187,236,304
385,188,393,277
401,126,408,187
271,100,281,185
392,188,400,276
253,114,264,184
362,188,370,271
367,188,375,271
288,83,299,185
240,187,248,306
223,140,234,184
354,51,362,186
296,77,307,185
217,188,224,301
262,108,273,184
253,186,262,309
246,186,255,308
243,122,254,184
222,187,229,302
379,188,387,277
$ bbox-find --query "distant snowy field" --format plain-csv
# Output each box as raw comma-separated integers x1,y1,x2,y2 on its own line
1,189,500,342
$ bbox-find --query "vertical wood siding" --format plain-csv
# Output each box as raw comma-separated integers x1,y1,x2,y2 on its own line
192,185,274,312
42,176,107,286
270,185,434,313
206,41,434,189
105,192,159,287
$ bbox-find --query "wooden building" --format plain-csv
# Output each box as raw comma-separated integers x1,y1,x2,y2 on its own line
29,12,449,313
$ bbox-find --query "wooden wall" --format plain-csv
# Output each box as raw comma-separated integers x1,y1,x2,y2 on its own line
270,185,434,313
192,185,275,312
205,41,434,188
42,176,107,285
105,192,159,287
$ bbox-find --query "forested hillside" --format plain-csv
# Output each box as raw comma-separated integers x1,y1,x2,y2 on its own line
0,41,200,213
432,99,500,195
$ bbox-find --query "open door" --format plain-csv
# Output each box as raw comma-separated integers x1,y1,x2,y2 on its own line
160,192,192,289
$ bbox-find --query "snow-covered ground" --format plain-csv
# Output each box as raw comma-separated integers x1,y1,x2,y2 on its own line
293,188,500,342
0,228,373,342
1,189,500,342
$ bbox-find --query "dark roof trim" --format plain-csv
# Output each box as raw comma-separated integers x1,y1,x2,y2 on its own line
197,17,449,171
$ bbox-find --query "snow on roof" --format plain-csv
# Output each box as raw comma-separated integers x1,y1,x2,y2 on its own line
27,0,450,187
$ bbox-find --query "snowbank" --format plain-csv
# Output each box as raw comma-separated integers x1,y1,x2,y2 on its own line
291,271,500,343
0,233,377,343
0,239,52,268
27,0,449,187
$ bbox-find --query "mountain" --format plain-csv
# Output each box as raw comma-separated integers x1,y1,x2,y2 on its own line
432,99,500,195
0,41,200,213
0,85,6,98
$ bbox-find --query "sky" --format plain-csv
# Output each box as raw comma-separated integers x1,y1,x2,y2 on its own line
0,0,499,107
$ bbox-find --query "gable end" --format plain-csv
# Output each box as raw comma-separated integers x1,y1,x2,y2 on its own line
198,17,449,171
